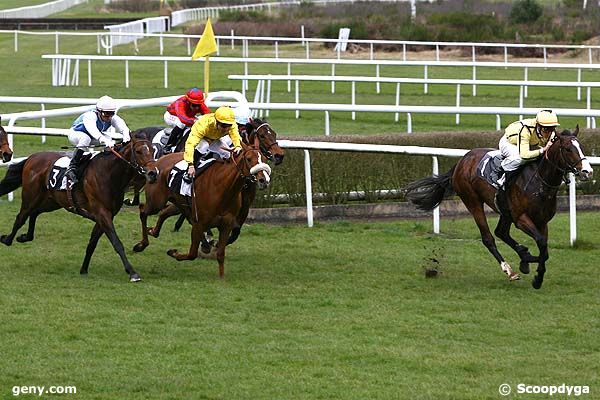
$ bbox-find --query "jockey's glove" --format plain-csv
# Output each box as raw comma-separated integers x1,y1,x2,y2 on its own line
99,136,115,147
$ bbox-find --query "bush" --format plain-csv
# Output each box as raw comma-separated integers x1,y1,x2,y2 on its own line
509,0,543,24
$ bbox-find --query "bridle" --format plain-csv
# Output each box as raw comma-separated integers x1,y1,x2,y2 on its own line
108,138,154,176
251,122,278,161
537,135,586,188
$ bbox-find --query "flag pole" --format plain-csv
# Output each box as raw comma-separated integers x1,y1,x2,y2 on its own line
204,56,210,94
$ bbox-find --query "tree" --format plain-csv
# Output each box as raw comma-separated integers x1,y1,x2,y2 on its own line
509,0,543,24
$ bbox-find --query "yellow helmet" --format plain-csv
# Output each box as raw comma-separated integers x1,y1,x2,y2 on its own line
214,106,236,125
536,110,560,127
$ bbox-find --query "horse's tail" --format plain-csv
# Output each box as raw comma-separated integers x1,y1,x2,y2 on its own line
404,165,456,211
0,159,26,196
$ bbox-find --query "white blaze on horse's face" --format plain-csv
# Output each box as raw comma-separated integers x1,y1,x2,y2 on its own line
250,152,272,186
572,139,593,180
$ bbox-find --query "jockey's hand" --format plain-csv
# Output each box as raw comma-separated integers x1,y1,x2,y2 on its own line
233,147,242,156
99,136,115,148
187,164,195,178
121,129,131,143
542,140,552,154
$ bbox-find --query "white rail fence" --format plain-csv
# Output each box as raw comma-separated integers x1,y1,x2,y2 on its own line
6,27,600,65
42,54,600,99
103,17,170,51
0,0,87,18
229,73,600,125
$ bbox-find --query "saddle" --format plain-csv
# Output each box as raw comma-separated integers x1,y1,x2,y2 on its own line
48,153,93,190
167,154,217,197
477,150,504,189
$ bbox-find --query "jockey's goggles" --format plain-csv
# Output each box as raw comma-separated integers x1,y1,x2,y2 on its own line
217,121,232,129
99,110,115,118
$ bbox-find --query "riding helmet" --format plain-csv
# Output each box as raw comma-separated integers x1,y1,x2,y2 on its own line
185,88,205,105
536,110,560,127
214,106,236,125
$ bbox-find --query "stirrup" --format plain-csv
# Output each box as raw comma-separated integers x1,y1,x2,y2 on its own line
65,169,78,184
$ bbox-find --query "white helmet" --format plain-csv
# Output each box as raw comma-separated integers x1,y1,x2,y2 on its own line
234,105,252,125
96,95,118,112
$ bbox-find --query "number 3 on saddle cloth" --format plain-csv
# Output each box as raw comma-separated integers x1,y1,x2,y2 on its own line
48,153,94,190
477,150,505,189
167,154,217,197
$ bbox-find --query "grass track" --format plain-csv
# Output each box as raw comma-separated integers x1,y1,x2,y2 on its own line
1,194,599,399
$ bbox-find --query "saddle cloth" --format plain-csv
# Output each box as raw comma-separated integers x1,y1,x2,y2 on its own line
48,153,96,190
167,157,216,197
477,150,503,189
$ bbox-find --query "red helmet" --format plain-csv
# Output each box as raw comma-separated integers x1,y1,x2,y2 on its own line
185,88,205,105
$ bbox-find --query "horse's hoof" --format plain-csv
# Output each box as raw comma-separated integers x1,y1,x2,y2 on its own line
130,273,142,283
16,234,31,243
148,228,159,238
123,199,138,206
519,261,530,274
133,242,147,253
167,249,177,258
0,235,12,246
509,272,521,281
532,278,543,289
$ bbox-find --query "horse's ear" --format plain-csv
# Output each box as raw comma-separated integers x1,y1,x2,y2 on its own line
573,124,579,137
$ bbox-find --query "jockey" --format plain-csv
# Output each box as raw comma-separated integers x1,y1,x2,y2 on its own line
66,95,130,184
234,104,253,141
494,109,559,214
184,106,242,179
163,87,211,153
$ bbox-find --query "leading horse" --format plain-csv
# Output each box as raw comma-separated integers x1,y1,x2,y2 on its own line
0,117,14,163
404,127,593,289
0,132,157,282
132,139,272,278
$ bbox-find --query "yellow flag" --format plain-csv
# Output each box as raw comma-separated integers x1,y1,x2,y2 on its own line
192,19,217,60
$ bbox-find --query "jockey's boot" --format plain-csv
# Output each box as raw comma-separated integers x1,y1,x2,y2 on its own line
164,126,184,153
66,148,84,184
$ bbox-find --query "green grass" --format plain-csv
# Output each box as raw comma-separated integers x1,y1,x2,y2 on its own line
0,193,599,399
0,0,50,10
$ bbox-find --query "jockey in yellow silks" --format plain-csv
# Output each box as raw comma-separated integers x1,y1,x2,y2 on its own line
184,106,242,178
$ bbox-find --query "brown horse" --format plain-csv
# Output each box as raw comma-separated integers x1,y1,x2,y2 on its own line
132,139,272,278
0,117,14,163
141,119,285,246
0,131,157,282
404,127,593,289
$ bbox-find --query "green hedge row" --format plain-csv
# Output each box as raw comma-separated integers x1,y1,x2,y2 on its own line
256,129,600,207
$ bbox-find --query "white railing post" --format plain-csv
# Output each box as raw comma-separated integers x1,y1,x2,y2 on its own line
125,60,129,88
577,68,582,101
304,150,313,227
324,111,330,136
432,156,439,234
351,81,356,121
164,60,168,89
569,173,576,246
455,84,460,125
395,83,400,123
295,80,300,119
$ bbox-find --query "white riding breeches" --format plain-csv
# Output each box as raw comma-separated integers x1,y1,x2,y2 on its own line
499,135,526,172
163,111,186,129
197,138,232,159
68,129,94,148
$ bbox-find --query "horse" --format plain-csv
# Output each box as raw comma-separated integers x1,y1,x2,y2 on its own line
404,127,593,289
0,131,157,282
132,139,272,278
0,118,14,163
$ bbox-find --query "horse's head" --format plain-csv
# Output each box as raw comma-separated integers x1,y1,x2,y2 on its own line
236,139,272,190
248,119,285,165
123,131,158,183
548,125,593,181
0,121,14,163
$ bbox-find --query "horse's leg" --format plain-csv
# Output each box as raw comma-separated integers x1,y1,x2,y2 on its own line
228,186,256,245
494,215,537,274
16,211,41,243
463,201,520,281
173,214,186,232
149,204,182,237
216,224,234,278
123,181,142,206
1,207,32,246
514,216,549,289
167,222,203,261
96,211,141,282
133,202,152,252
80,223,103,275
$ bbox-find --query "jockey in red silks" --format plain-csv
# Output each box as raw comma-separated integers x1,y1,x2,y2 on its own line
162,87,211,153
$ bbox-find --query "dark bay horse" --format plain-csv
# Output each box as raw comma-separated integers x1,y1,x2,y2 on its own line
0,118,14,163
132,140,272,278
404,127,593,289
0,132,157,282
